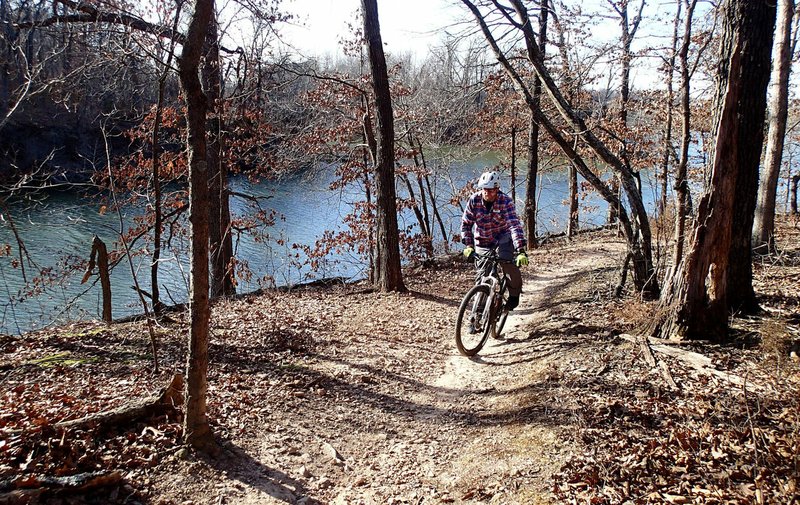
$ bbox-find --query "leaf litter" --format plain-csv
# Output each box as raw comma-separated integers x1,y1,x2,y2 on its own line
0,221,798,504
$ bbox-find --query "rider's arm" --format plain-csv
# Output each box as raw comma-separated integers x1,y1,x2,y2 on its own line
460,196,477,247
501,194,527,251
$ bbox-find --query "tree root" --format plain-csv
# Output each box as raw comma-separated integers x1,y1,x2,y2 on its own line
56,373,184,432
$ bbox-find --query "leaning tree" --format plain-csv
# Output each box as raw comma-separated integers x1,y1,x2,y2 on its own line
461,0,660,299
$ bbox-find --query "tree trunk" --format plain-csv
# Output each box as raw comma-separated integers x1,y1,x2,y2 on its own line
401,172,432,255
151,86,165,315
414,139,449,252
615,0,644,177
203,13,225,299
407,132,433,247
567,164,578,237
362,0,405,292
551,6,579,237
753,0,795,253
726,0,776,315
220,167,234,295
524,115,538,246
791,174,799,214
672,0,698,272
150,21,180,315
524,0,547,249
177,0,215,451
510,126,516,203
660,0,682,217
85,235,111,324
653,0,775,341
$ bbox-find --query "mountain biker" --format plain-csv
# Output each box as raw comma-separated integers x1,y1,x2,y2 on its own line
460,170,528,311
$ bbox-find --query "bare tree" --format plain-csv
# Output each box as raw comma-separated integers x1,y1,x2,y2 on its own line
652,0,775,341
203,7,235,298
523,0,548,247
361,0,405,292
671,0,699,272
752,0,797,253
550,1,582,237
659,0,682,218
178,0,216,451
461,0,659,299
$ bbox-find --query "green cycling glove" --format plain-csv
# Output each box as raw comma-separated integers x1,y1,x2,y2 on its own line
515,250,529,267
463,246,475,259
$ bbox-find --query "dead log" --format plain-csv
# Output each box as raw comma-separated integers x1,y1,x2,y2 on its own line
56,373,184,432
620,334,767,391
618,333,678,389
0,471,122,504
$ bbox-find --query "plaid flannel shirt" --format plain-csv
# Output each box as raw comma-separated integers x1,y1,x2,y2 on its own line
461,191,526,251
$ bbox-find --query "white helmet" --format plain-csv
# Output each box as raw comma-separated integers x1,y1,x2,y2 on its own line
477,171,501,190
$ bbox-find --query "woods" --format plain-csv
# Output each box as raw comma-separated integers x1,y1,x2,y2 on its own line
1,0,800,502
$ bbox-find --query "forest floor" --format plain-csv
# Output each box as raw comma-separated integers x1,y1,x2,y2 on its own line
1,219,799,504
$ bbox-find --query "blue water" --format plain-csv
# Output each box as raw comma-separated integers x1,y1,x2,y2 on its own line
0,158,661,334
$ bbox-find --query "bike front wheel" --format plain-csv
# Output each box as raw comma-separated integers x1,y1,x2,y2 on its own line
455,284,493,356
494,288,509,338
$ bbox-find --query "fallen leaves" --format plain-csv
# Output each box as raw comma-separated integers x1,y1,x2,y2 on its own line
1,226,799,503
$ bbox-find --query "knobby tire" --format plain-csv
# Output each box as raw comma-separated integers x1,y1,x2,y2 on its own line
455,284,493,356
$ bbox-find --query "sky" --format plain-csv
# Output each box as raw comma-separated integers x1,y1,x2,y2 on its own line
270,0,715,91
277,0,467,60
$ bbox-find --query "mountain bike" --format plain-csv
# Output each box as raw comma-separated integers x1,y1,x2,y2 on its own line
454,248,510,356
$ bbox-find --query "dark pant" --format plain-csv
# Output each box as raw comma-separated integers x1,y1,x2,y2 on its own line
475,235,522,298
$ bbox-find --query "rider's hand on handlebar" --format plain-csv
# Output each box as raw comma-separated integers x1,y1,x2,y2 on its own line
515,250,528,267
463,246,475,260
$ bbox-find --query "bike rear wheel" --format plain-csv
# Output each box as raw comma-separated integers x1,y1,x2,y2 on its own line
455,284,493,356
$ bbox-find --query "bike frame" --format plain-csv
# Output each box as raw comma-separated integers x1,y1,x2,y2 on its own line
473,250,509,324
455,248,513,356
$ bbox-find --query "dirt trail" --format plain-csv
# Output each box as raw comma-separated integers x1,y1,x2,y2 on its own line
147,236,626,505
177,236,616,504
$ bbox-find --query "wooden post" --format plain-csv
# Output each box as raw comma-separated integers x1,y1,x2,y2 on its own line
82,235,112,323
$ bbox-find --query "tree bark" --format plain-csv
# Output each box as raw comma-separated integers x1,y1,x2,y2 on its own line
551,6,579,237
726,0,776,315
151,80,165,314
150,17,180,314
177,0,215,451
525,115,539,246
362,0,405,292
653,0,775,341
613,0,645,174
202,10,234,297
753,0,795,253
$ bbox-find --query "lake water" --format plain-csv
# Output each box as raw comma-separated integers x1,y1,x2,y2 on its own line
0,158,660,335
